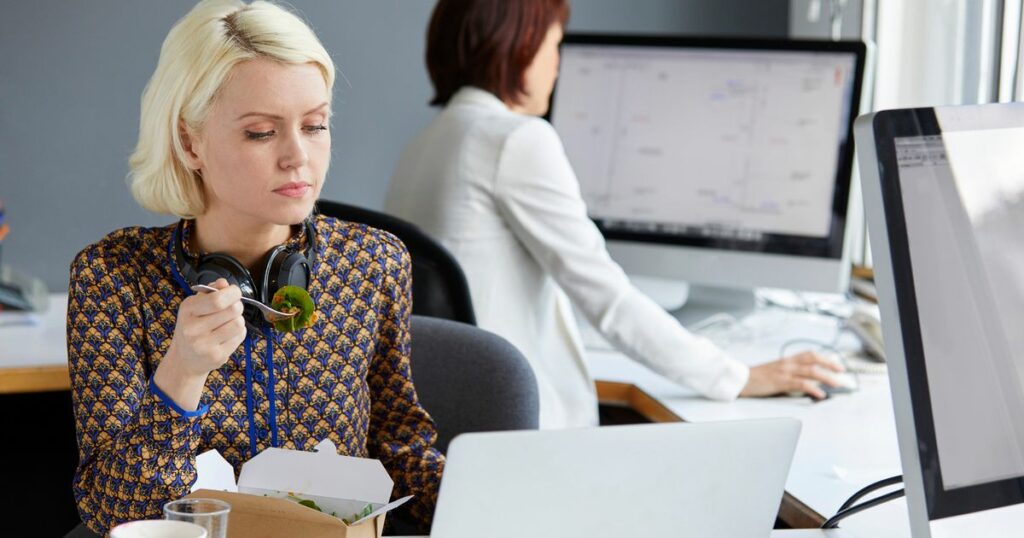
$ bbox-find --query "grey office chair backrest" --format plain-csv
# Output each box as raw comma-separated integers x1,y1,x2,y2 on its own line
409,315,539,454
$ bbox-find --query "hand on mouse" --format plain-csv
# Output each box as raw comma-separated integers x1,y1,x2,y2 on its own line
740,351,845,400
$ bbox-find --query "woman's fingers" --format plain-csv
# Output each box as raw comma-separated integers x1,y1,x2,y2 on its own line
792,378,826,400
187,280,243,317
795,351,845,372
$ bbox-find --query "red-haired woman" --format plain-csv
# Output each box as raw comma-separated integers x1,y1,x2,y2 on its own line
386,0,843,429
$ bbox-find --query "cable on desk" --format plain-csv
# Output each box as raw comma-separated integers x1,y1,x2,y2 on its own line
758,290,853,319
688,313,755,346
821,488,905,529
837,474,904,512
688,312,740,332
823,475,905,529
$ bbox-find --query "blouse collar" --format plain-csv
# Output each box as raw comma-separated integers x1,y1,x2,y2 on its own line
447,86,510,112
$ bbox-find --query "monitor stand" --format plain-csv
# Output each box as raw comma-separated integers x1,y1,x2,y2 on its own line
630,276,756,328
672,285,757,328
929,502,1024,537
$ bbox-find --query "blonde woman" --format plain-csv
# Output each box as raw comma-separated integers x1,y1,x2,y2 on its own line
67,1,442,533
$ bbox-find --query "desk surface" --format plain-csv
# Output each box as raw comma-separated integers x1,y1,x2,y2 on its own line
0,294,69,393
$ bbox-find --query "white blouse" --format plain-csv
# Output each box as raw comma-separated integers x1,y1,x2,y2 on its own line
386,87,749,429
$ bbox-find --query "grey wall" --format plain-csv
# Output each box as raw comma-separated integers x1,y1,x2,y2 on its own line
0,0,788,292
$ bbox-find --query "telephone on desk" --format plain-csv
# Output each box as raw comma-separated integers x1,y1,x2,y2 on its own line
0,204,44,312
0,265,48,312
845,309,885,362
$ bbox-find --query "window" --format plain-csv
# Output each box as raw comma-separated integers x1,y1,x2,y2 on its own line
793,0,1020,266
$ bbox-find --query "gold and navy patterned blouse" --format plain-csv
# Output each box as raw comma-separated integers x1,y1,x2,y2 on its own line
66,215,444,535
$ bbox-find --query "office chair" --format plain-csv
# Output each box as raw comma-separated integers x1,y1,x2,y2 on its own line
315,199,477,325
386,315,539,535
408,314,539,453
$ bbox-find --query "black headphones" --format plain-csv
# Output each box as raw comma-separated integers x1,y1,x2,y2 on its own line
173,219,318,327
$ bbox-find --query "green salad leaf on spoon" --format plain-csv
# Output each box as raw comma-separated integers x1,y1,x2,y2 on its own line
270,285,318,332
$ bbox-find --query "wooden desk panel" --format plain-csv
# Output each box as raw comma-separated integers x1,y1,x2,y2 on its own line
0,365,70,394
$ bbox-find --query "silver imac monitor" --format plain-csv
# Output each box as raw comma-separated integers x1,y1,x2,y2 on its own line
858,103,1024,537
549,36,866,318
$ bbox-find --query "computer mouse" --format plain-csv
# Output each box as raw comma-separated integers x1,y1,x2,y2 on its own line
810,383,855,402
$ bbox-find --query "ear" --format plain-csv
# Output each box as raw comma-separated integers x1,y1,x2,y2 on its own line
178,119,204,171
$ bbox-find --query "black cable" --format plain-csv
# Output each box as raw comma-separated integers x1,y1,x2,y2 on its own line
838,475,903,512
822,475,904,529
822,489,905,529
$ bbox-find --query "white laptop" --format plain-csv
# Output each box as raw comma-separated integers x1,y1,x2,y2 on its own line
431,418,801,538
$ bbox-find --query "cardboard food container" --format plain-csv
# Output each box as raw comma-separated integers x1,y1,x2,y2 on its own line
186,439,412,538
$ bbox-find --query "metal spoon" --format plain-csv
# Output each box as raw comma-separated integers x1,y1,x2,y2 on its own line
190,284,299,323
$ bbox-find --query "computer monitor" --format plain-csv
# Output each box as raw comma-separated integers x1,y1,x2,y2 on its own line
548,35,866,318
858,103,1024,537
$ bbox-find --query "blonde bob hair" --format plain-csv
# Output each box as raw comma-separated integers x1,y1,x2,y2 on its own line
129,0,335,218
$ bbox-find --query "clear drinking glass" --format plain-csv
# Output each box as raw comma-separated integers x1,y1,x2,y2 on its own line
163,498,230,538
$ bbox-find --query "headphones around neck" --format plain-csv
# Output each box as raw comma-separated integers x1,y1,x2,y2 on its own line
173,219,318,327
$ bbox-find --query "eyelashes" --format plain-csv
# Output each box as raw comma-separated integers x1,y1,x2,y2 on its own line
244,125,328,141
245,130,274,140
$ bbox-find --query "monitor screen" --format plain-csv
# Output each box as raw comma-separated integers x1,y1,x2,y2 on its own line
861,104,1024,522
896,130,1024,491
549,36,865,259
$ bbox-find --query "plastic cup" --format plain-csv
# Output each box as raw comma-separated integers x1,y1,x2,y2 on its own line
163,498,230,538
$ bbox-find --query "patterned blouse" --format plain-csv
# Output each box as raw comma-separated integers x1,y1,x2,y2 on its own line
66,215,444,534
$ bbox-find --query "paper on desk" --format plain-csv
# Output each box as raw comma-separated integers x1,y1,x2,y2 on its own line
0,311,40,327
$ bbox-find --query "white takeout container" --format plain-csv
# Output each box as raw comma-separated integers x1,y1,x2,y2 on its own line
187,439,412,538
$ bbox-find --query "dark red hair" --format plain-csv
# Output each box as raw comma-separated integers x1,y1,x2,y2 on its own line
426,0,570,106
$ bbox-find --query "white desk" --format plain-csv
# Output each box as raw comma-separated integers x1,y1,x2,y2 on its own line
0,293,69,392
583,302,911,538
